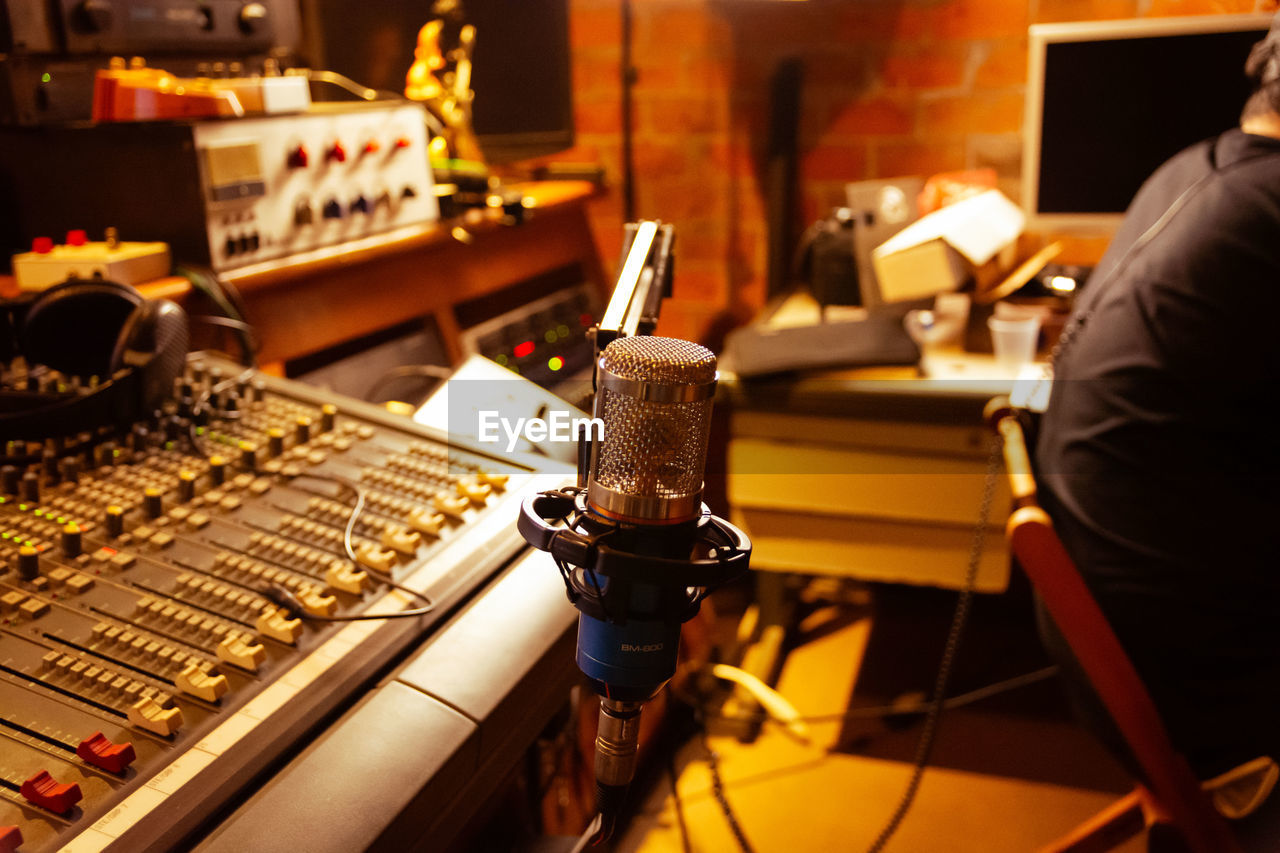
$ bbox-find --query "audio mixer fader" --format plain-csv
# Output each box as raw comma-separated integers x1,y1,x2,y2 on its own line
0,354,565,852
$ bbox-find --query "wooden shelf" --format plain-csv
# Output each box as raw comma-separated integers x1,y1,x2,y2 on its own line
3,181,608,370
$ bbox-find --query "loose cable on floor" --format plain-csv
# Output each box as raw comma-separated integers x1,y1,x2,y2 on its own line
702,725,756,853
716,665,1062,726
863,438,1002,853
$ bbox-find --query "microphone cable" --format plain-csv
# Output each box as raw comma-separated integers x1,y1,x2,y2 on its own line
182,409,438,623
259,471,437,622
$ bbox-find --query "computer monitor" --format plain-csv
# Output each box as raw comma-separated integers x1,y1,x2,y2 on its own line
1022,13,1273,231
301,0,574,164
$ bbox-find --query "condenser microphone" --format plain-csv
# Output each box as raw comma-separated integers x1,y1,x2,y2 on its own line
519,335,752,842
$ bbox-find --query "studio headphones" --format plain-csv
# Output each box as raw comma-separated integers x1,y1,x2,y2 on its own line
0,278,188,442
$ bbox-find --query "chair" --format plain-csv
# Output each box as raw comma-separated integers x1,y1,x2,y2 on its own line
985,397,1241,853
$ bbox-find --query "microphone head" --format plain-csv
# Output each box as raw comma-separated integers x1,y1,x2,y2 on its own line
588,336,717,524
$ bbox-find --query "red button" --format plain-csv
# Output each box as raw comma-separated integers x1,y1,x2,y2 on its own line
78,731,136,773
0,825,23,853
20,770,82,814
65,229,87,246
362,139,380,155
327,142,347,163
287,145,309,169
31,236,54,254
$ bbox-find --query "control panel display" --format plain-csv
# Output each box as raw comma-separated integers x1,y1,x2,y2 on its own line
193,102,437,271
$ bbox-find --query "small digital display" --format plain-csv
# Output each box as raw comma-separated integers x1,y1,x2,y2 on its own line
203,143,266,201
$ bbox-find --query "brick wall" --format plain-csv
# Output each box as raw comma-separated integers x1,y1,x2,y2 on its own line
555,0,1273,344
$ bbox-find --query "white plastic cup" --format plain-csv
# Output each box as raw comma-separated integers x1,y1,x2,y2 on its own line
987,316,1041,370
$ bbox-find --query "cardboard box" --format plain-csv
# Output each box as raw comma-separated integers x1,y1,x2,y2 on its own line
870,189,1025,304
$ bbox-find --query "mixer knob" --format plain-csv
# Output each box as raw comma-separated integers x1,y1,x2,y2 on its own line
256,607,302,644
175,663,230,700
406,508,444,536
295,416,312,444
96,441,117,467
267,428,285,458
324,562,368,594
105,505,125,538
320,404,337,432
144,487,163,519
455,479,491,505
209,455,227,486
294,200,313,225
76,732,136,773
0,465,18,495
380,524,421,555
17,545,39,581
127,697,183,736
19,770,82,814
20,471,38,503
432,493,469,520
0,825,22,851
217,635,266,671
322,198,343,219
178,470,196,502
300,589,337,617
287,144,309,169
354,543,396,573
349,195,370,215
61,523,82,559
477,471,509,490
41,451,60,484
59,456,80,485
326,142,347,164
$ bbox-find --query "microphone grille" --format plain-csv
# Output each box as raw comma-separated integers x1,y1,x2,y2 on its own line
590,337,717,522
598,336,716,386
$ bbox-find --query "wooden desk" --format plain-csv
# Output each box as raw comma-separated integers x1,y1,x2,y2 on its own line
724,366,1014,594
3,181,607,370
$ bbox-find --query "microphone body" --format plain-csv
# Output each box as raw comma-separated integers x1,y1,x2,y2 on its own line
578,336,716,701
519,336,751,840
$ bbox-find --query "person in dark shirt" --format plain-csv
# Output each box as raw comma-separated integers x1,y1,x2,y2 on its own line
1034,22,1280,784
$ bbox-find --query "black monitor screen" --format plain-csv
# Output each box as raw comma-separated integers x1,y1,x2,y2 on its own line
1036,27,1265,216
302,0,574,163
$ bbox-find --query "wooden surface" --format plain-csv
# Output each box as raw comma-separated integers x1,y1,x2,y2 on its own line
617,608,1142,853
3,181,607,369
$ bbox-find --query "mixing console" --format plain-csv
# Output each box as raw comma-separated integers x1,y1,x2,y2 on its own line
0,353,564,852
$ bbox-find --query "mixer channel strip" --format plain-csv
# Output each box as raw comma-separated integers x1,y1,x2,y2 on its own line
0,354,560,852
